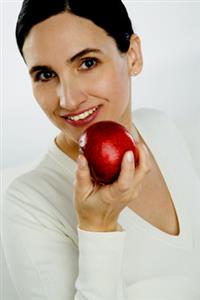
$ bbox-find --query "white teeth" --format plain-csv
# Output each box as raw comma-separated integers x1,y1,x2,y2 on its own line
68,107,97,121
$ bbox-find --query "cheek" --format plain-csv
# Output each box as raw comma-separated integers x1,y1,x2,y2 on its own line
88,66,129,101
33,85,58,115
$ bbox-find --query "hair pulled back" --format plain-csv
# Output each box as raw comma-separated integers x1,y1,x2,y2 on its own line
16,0,134,57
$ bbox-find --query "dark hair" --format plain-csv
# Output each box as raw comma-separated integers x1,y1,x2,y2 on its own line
16,0,134,57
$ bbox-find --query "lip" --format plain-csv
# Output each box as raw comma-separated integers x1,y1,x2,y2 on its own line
63,105,101,127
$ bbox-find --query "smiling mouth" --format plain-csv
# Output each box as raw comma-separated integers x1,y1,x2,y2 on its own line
63,105,101,127
66,106,98,121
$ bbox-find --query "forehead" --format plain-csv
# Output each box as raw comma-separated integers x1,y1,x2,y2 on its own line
23,12,118,65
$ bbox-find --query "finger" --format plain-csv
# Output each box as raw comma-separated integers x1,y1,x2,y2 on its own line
74,154,93,199
116,151,135,192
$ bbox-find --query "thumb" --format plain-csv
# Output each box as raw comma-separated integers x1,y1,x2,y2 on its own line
74,154,93,198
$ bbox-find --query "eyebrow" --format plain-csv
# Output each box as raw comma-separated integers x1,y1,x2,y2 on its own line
67,48,102,63
29,65,53,76
29,48,102,76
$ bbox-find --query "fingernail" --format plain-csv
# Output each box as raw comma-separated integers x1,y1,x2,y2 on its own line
77,155,86,169
126,151,133,162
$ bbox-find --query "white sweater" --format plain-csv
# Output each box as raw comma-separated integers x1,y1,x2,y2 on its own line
2,108,200,299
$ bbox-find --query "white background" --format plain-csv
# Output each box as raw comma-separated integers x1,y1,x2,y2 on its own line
1,1,200,300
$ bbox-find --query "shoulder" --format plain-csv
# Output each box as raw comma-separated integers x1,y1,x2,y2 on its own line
4,151,74,201
4,168,60,220
3,163,77,240
133,107,183,144
133,107,198,173
3,141,76,222
5,168,50,199
4,161,73,210
133,107,189,141
133,107,174,128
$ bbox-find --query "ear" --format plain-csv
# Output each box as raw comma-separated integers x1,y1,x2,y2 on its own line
127,34,143,76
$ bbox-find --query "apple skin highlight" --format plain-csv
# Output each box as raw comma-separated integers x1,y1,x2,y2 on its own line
79,121,139,185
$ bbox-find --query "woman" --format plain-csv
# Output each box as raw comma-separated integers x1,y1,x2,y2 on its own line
2,0,200,299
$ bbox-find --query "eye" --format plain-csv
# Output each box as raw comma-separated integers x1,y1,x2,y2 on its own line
34,71,56,82
79,58,98,70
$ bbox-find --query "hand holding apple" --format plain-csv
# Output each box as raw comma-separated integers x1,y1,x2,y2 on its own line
74,136,150,232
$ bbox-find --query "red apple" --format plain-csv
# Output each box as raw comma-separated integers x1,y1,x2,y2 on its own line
79,121,139,185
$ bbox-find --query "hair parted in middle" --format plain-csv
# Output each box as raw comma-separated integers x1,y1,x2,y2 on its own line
16,0,134,57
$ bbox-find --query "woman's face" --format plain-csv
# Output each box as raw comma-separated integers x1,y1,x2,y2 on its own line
23,12,141,146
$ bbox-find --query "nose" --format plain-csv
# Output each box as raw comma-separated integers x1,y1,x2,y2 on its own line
57,75,87,111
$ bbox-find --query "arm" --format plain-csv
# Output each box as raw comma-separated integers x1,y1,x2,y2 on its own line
73,143,150,299
75,228,126,300
2,143,149,300
2,186,78,300
2,181,126,300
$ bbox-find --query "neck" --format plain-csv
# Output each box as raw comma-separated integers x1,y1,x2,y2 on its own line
55,132,79,161
119,101,141,144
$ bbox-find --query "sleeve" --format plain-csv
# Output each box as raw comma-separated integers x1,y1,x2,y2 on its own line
2,179,127,300
2,183,78,300
75,228,127,300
